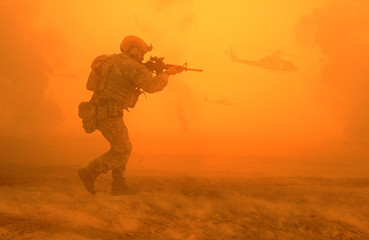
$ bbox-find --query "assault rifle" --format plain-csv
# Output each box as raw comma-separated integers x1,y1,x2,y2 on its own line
144,56,203,74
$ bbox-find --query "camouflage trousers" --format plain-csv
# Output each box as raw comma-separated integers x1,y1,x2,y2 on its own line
87,117,132,180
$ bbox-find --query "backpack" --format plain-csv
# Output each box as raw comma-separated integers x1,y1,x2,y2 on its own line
86,54,120,92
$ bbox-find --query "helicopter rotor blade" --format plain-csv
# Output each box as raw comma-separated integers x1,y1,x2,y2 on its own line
255,48,307,58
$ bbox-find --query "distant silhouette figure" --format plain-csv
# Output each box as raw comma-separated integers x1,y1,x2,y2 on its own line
48,68,80,80
205,96,233,106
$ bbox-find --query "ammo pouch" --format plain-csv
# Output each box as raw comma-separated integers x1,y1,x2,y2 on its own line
130,87,145,109
78,101,97,134
95,99,123,119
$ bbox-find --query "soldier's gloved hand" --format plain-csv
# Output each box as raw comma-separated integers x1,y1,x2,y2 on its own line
166,65,184,75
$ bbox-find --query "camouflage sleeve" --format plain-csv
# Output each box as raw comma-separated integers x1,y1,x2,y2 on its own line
119,59,169,93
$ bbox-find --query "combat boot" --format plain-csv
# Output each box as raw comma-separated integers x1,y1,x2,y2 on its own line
111,178,137,195
77,168,98,195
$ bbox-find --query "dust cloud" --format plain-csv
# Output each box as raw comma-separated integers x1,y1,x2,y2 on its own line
134,0,196,134
296,0,369,159
0,0,368,174
2,1,369,239
0,1,65,136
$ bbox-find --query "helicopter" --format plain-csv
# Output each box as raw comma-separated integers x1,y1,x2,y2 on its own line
230,48,299,72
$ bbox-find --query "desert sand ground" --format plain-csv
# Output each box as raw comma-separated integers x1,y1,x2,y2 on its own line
0,164,368,240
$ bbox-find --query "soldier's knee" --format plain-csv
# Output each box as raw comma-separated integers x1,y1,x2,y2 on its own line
115,141,132,156
112,140,132,154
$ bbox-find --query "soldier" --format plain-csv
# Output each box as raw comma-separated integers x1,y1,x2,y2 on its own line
78,36,183,195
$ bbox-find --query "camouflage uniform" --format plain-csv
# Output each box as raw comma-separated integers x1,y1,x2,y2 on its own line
85,53,169,189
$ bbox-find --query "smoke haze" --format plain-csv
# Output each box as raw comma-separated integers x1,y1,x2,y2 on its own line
0,0,368,176
0,1,65,136
296,0,369,159
2,2,369,239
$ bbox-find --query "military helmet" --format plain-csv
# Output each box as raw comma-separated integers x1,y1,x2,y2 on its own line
120,35,152,54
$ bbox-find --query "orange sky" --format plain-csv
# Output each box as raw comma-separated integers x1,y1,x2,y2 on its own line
1,0,369,170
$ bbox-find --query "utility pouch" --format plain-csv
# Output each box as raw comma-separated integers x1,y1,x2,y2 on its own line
130,87,144,109
94,99,123,119
78,101,97,133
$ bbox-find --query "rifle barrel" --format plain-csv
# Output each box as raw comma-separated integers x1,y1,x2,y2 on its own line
185,68,203,72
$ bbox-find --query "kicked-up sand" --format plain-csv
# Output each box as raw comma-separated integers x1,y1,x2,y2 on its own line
0,164,368,240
